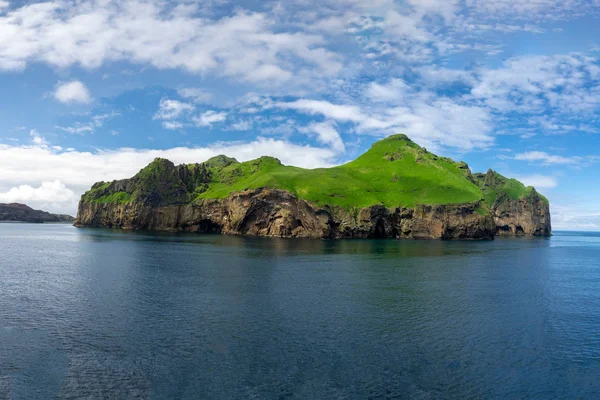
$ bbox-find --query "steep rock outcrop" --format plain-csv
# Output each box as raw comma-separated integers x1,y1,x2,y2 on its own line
75,188,496,240
492,195,551,236
472,170,551,237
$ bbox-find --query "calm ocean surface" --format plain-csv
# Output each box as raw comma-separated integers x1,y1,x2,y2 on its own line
1,224,600,399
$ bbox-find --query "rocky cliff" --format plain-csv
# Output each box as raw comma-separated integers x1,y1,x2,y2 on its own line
74,135,551,240
0,203,75,223
75,187,497,240
472,170,551,237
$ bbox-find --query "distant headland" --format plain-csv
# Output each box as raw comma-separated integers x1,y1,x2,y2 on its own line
0,203,74,224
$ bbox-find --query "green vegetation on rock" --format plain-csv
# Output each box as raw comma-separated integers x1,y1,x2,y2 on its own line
472,170,549,207
195,135,482,208
79,134,548,212
93,192,133,204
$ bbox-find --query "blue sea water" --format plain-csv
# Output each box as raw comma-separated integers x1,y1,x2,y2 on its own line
1,224,600,399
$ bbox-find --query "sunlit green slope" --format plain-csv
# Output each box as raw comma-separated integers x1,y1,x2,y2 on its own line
195,134,482,208
82,134,546,209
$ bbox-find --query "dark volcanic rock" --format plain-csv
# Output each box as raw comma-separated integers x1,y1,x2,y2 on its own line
75,188,496,240
472,170,551,237
0,203,75,223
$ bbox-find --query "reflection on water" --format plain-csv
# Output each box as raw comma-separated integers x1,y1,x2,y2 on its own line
75,226,553,257
0,225,598,399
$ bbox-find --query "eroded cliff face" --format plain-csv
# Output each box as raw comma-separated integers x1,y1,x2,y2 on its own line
493,196,551,237
472,170,551,237
75,188,497,240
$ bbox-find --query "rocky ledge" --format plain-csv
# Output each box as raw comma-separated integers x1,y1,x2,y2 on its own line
75,187,499,240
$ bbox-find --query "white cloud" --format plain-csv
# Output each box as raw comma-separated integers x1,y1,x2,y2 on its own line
366,79,410,103
465,0,595,20
153,99,195,121
275,91,494,151
527,116,578,132
0,180,77,215
456,22,545,34
417,66,477,86
0,138,337,214
54,81,92,104
299,120,345,153
276,99,364,122
193,110,228,127
227,120,253,131
177,88,212,103
515,174,559,189
29,129,47,145
162,121,184,130
0,2,341,86
471,54,600,114
551,202,600,231
514,151,579,165
0,180,75,204
368,100,493,150
407,0,458,22
56,125,94,135
0,0,593,91
56,112,120,135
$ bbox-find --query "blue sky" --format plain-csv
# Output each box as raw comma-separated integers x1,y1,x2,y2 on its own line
0,0,599,229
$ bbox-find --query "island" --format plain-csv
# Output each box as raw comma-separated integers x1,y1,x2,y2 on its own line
0,203,75,223
74,134,551,239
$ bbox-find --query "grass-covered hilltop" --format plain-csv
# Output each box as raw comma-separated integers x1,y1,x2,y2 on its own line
75,134,551,240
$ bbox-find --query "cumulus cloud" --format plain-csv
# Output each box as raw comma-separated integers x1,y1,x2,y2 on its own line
366,79,410,103
193,111,228,127
277,99,363,122
0,180,76,215
154,99,195,121
29,129,47,146
275,91,494,151
266,53,599,153
2,0,574,89
0,2,341,86
471,54,600,114
0,180,75,203
353,54,600,141
0,139,337,214
0,0,594,88
151,98,229,129
54,81,92,104
299,120,345,153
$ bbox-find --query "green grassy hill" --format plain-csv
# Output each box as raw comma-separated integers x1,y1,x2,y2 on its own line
195,134,482,208
81,134,546,209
